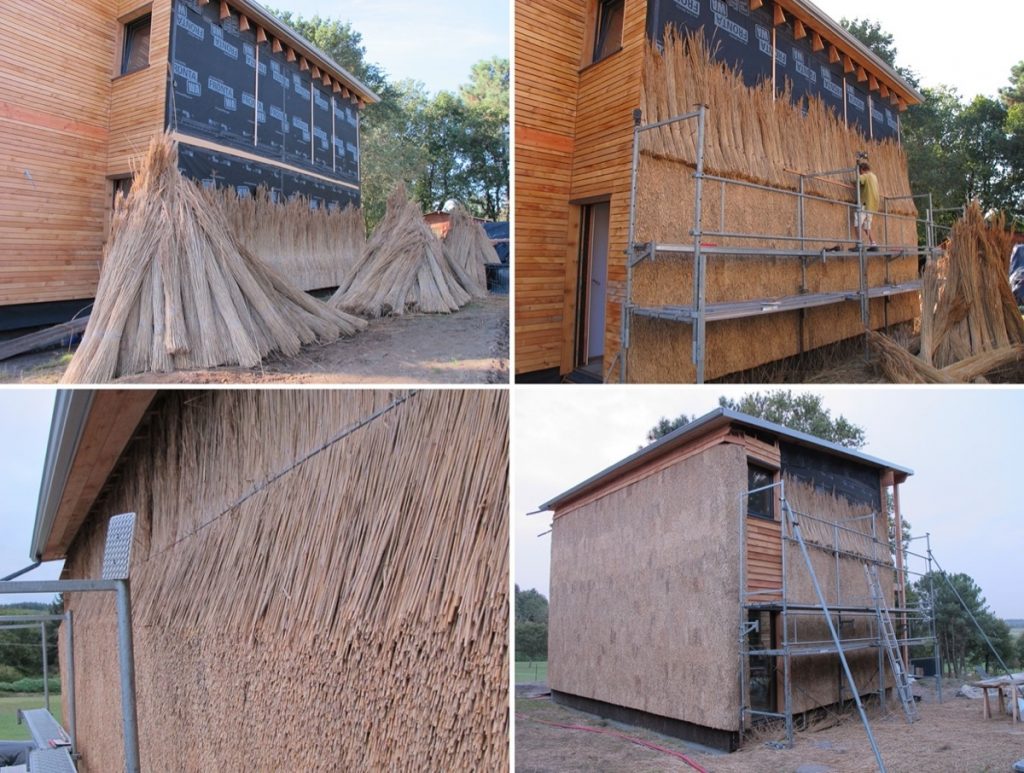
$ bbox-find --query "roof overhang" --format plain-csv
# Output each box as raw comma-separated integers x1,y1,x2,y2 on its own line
778,0,923,108
541,407,913,512
229,0,380,106
31,390,156,561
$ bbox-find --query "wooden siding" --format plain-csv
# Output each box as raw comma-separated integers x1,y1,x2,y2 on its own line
746,516,782,598
108,0,172,175
514,0,647,374
514,1,585,373
0,0,119,306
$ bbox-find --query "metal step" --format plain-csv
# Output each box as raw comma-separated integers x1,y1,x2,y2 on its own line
16,710,70,751
27,749,75,773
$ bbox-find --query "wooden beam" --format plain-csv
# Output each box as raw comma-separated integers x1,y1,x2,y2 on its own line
868,75,879,92
342,87,351,99
793,19,806,39
198,0,210,5
271,38,282,53
321,72,331,87
880,83,890,99
332,80,342,94
843,54,854,74
811,32,824,52
856,65,867,83
311,65,321,79
299,56,309,72
238,14,250,32
773,4,785,26
219,1,229,21
255,26,267,44
749,0,763,8
890,92,899,106
286,47,296,62
828,44,840,64
898,97,907,112
357,98,366,109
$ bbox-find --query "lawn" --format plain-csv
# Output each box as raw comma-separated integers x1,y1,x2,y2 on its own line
515,660,548,684
0,694,62,740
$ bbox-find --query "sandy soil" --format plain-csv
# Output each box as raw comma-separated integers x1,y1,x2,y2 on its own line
515,680,1024,773
0,296,509,385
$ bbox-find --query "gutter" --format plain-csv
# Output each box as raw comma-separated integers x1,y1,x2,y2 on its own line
30,390,94,561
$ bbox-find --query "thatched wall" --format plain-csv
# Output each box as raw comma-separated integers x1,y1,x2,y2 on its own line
549,442,745,732
625,32,921,382
781,477,894,714
60,390,508,771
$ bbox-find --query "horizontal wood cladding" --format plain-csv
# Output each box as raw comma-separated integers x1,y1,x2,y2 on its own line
108,0,173,175
746,516,782,597
514,0,586,373
0,0,120,306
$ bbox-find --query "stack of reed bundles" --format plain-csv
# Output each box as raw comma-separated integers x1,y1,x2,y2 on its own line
640,29,914,211
872,203,1024,381
442,205,500,298
330,184,473,316
216,187,366,291
62,134,366,383
63,389,508,770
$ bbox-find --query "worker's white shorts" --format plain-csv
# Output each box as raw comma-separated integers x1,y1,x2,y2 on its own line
855,211,874,230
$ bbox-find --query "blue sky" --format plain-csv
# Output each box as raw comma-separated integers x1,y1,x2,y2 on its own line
271,0,509,94
515,387,1024,620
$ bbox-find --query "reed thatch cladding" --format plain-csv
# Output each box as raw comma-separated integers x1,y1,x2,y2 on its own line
61,389,508,771
442,205,499,298
927,203,1024,367
217,188,366,291
329,185,473,317
62,135,366,384
641,30,914,210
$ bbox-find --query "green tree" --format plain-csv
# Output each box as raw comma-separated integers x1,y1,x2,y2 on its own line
718,390,866,448
1016,631,1024,669
515,621,548,662
515,585,549,624
645,414,693,444
840,17,918,86
999,61,1024,107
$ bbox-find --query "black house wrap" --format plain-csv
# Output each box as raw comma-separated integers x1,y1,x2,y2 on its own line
168,0,361,207
779,441,882,510
645,0,898,141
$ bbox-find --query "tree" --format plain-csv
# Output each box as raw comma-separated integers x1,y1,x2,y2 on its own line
515,585,549,624
1016,631,1024,669
718,390,866,448
645,414,693,444
840,18,918,87
999,60,1024,107
514,586,549,663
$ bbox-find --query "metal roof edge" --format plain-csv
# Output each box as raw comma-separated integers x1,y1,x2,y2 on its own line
540,406,913,512
31,390,95,561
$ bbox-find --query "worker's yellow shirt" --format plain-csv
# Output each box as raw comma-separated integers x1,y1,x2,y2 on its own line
859,171,880,213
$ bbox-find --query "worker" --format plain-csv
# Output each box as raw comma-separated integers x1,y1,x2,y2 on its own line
857,161,880,252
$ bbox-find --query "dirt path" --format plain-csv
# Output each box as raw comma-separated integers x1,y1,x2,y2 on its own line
516,681,1024,773
0,296,508,384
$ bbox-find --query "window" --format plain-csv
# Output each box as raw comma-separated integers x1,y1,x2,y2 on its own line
592,0,624,63
112,176,133,207
121,14,151,75
747,463,775,520
748,610,777,712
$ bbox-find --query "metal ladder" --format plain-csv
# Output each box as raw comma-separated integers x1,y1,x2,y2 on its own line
864,563,919,722
783,499,887,773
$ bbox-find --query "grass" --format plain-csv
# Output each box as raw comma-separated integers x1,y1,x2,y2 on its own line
0,693,62,740
515,660,548,684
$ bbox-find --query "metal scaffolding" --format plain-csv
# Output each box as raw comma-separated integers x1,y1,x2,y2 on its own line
738,481,941,773
620,107,949,383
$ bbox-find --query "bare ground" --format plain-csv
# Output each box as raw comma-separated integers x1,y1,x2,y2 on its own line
515,681,1024,773
0,296,509,385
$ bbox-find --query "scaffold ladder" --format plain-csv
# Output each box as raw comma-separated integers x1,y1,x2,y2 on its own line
784,499,887,772
864,563,918,722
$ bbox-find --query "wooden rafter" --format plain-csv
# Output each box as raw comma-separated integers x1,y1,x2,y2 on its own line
286,47,296,63
749,0,763,9
322,72,331,87
299,56,309,72
255,26,267,44
271,38,282,53
311,65,321,79
773,4,785,26
856,65,867,83
811,32,823,52
842,54,853,74
219,1,229,21
880,83,890,99
793,19,806,40
828,44,840,64
868,75,878,92
238,14,250,32
898,97,907,112
333,81,342,94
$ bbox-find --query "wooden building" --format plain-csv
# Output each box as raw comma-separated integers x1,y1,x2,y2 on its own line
542,407,912,749
515,0,924,381
0,0,376,329
31,388,508,770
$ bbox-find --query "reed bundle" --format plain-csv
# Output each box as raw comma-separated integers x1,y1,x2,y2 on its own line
216,187,366,291
330,184,472,316
870,330,1024,383
641,29,914,209
442,205,499,298
62,134,365,383
63,390,509,770
927,203,1024,367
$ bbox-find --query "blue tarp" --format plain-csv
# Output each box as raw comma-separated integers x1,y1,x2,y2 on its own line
1010,244,1024,305
483,222,509,264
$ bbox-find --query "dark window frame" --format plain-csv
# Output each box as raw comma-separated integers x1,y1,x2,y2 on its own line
746,462,776,521
121,13,152,76
592,0,625,63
